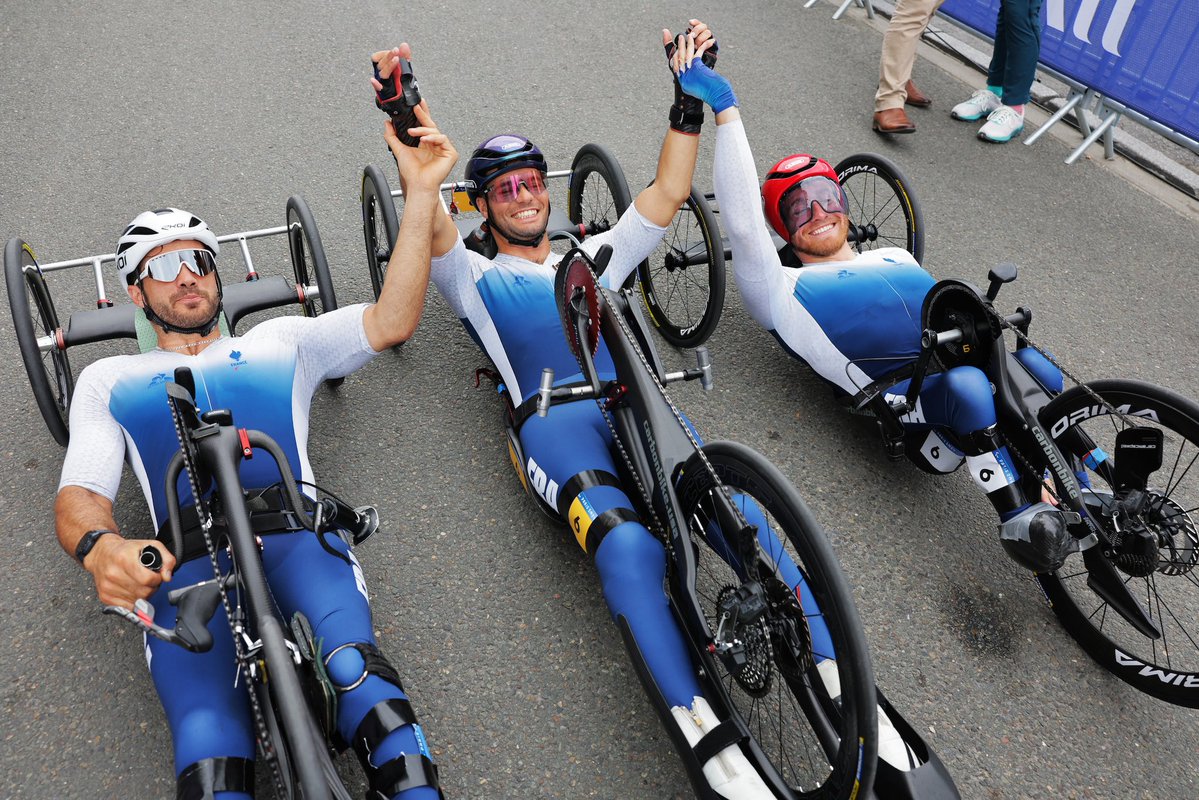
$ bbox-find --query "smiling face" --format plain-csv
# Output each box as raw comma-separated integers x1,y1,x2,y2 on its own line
788,200,852,261
477,168,550,249
127,238,221,330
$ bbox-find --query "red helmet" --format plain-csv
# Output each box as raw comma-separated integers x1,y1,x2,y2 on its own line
761,154,845,240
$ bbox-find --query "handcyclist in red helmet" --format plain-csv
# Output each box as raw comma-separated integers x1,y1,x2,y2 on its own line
710,101,1078,578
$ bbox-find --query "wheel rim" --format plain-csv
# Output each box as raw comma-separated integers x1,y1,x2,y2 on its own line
26,266,72,432
1039,385,1199,704
365,195,389,298
640,201,714,342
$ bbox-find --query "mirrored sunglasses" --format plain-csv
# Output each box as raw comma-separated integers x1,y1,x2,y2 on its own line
137,248,217,283
484,169,547,203
781,177,848,234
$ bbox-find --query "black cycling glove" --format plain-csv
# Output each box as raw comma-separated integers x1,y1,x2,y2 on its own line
374,57,423,147
665,33,718,135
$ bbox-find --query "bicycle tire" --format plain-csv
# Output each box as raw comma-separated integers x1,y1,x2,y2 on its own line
256,615,353,800
361,164,399,301
834,153,925,265
286,196,344,388
1036,378,1199,707
637,185,726,348
5,238,73,446
674,440,877,799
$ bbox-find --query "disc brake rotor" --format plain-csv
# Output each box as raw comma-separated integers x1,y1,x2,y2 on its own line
715,584,773,697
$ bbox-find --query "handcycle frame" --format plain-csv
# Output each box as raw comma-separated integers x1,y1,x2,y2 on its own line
5,195,339,446
104,366,383,800
858,263,1169,661
515,244,956,799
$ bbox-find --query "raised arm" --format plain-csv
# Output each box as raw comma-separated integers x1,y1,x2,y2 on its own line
632,20,736,227
362,86,458,350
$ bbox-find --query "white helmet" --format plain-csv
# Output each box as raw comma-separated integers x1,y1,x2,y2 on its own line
115,208,220,285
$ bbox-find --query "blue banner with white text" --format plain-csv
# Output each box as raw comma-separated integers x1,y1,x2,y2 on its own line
939,0,1199,143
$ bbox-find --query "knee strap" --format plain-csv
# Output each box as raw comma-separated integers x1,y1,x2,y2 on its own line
366,753,443,800
555,469,639,554
176,757,254,800
324,641,404,693
352,698,418,765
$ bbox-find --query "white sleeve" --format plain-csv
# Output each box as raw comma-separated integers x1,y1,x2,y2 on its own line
590,204,668,290
58,363,126,501
713,119,788,330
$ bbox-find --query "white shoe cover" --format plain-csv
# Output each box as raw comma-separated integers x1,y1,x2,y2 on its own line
671,697,774,799
816,660,919,772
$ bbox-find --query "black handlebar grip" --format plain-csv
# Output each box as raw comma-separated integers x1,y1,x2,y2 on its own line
374,57,422,148
139,545,163,572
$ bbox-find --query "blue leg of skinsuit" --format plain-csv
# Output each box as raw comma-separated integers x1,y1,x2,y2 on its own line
147,536,439,800
519,400,703,708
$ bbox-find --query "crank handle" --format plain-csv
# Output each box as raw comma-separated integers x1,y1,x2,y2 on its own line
537,368,554,417
664,347,715,390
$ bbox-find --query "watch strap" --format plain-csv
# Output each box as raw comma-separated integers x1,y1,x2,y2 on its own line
75,528,116,564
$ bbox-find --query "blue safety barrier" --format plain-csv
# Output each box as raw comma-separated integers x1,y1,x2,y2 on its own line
939,0,1199,145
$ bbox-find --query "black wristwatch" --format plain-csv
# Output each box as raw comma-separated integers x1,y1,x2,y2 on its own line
75,529,116,565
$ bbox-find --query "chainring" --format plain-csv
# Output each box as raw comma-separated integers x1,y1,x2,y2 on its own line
554,251,603,360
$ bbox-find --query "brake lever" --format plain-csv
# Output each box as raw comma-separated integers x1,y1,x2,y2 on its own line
102,576,224,653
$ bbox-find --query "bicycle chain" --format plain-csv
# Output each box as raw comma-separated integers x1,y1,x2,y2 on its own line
169,410,287,799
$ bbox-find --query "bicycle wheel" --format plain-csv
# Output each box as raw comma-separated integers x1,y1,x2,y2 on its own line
636,185,726,348
674,440,877,799
567,143,632,247
361,164,399,301
1036,378,1199,707
286,197,343,388
834,153,924,265
5,238,73,446
256,616,352,800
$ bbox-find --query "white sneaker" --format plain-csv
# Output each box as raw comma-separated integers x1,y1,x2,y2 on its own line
671,697,773,799
816,660,919,771
950,88,1001,121
978,106,1025,143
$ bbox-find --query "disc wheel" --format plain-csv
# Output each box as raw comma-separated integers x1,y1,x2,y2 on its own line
834,153,924,265
1037,379,1199,706
361,164,399,301
567,143,632,258
637,185,726,348
286,197,343,387
5,238,73,446
675,441,877,799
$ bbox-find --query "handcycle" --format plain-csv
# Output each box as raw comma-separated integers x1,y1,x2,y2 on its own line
638,151,925,349
853,262,1199,707
505,243,958,799
358,142,728,349
102,365,400,800
5,195,339,446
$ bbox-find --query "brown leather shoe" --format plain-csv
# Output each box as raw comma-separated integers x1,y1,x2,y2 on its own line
905,79,932,108
872,108,916,134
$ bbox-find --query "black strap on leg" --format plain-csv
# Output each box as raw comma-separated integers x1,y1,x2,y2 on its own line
176,757,254,800
583,508,641,555
324,641,404,693
352,698,417,765
367,753,443,800
555,469,623,519
692,719,750,768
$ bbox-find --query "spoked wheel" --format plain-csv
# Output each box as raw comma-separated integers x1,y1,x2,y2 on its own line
5,238,73,446
675,441,877,799
286,196,343,387
567,143,632,253
834,153,924,265
637,185,726,348
361,164,399,301
1037,378,1199,707
255,617,352,800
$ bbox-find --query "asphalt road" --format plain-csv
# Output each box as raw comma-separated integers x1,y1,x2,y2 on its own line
2,1,1198,798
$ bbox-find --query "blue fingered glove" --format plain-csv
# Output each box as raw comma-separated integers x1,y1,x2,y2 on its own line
678,58,738,114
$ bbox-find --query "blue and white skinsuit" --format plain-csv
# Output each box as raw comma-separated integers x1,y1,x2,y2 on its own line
712,118,1063,514
59,305,439,800
429,207,837,750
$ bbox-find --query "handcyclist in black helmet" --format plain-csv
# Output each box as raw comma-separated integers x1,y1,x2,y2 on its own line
371,25,790,799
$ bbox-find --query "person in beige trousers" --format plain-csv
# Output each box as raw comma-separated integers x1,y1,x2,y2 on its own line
873,0,945,134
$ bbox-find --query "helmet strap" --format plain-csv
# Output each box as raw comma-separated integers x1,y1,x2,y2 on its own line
138,271,225,336
482,204,547,249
